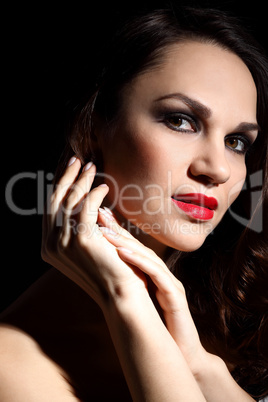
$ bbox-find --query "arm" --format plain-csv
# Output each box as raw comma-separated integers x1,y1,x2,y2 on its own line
98,208,255,402
103,291,205,402
42,157,205,401
43,157,253,401
194,354,255,402
0,326,79,402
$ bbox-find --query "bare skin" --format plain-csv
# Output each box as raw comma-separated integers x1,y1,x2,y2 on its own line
0,42,258,401
0,269,131,401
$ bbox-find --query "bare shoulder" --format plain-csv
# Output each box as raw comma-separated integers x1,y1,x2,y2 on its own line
0,324,79,401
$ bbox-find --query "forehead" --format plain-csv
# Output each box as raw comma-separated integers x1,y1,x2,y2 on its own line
126,41,257,121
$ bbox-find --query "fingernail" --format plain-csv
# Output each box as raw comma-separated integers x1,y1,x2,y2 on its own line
68,156,77,166
117,247,133,254
99,227,117,236
98,207,115,221
104,206,113,216
99,184,108,188
83,161,93,171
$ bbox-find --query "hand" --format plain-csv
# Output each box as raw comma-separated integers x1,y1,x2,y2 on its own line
98,208,209,376
41,157,148,310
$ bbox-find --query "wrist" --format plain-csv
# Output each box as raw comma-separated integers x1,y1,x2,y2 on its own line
101,284,152,319
193,350,226,385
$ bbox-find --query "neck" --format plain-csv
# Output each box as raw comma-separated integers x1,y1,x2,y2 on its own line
104,205,168,260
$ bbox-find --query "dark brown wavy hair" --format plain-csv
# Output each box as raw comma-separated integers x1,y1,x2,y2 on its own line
55,4,268,399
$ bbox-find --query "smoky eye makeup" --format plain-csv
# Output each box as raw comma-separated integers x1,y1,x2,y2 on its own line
152,101,259,155
224,134,253,155
164,112,198,132
153,106,201,133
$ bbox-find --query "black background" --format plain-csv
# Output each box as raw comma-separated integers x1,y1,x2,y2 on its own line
2,1,268,311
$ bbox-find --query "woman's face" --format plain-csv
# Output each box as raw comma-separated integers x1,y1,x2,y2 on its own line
99,41,258,255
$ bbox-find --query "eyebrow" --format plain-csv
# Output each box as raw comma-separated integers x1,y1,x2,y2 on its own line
234,122,260,134
155,92,260,133
155,92,212,119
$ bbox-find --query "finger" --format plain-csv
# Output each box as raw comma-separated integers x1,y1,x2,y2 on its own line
98,208,133,239
75,184,110,240
52,161,96,237
116,247,186,313
97,208,163,262
62,162,96,216
98,207,150,242
44,157,82,243
99,226,166,267
116,247,174,291
49,156,82,216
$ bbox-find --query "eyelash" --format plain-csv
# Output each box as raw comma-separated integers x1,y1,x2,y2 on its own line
162,112,252,155
162,112,198,133
224,134,252,155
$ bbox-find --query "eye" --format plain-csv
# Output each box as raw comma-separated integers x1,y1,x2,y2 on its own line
225,135,251,155
164,113,196,133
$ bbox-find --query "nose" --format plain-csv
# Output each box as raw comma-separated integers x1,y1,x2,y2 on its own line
189,138,231,185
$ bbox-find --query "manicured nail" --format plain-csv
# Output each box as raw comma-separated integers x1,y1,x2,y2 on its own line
68,156,77,166
99,226,117,236
117,247,133,254
98,207,115,221
104,206,113,216
83,161,93,171
99,184,108,188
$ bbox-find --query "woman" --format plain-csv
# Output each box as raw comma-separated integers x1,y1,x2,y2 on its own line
0,4,267,401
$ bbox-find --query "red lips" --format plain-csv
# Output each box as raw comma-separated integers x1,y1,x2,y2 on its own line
171,193,218,220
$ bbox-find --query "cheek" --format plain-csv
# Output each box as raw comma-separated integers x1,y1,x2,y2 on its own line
102,126,179,217
226,163,247,207
103,125,168,184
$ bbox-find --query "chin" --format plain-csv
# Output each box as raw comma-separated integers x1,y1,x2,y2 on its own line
158,219,213,252
168,236,207,252
151,229,209,253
